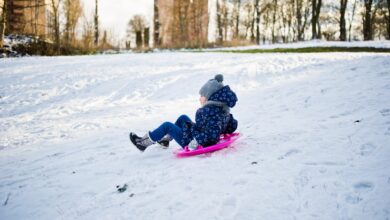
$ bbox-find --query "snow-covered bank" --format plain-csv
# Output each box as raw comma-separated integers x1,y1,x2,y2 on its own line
0,52,390,219
204,40,390,51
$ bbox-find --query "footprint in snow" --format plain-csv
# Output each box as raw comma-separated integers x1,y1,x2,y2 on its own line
359,143,377,156
320,88,328,94
380,109,390,116
353,181,374,192
345,194,363,204
219,197,237,217
278,149,301,160
294,170,310,188
345,182,374,204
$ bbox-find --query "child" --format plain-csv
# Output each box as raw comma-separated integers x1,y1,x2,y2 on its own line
129,74,238,151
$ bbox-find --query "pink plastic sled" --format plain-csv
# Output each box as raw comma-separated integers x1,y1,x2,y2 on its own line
174,133,240,157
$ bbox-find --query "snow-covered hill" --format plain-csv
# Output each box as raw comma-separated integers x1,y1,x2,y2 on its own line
0,51,390,219
205,40,390,51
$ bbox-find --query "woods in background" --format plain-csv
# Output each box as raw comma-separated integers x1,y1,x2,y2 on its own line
0,0,116,55
0,0,390,55
208,0,390,46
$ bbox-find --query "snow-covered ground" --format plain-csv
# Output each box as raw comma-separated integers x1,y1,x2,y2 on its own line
204,40,390,51
1,49,390,219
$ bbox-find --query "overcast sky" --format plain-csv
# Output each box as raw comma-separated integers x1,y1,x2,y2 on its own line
81,0,154,41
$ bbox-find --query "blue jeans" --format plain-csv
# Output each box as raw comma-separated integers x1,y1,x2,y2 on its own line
149,115,193,147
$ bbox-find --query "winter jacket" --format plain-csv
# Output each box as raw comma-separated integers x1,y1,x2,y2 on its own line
182,85,238,147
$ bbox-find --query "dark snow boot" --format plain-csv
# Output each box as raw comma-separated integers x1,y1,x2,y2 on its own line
129,132,155,152
157,135,173,148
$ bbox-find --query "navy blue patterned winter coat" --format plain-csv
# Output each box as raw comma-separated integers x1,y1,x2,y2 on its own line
182,85,238,147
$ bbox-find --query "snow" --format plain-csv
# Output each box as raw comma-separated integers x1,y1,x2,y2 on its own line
1,47,390,219
205,40,390,51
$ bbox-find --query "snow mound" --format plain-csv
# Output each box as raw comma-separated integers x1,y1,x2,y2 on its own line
205,40,390,51
0,51,390,219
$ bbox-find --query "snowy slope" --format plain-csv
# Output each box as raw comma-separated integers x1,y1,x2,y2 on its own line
1,51,390,220
205,40,390,51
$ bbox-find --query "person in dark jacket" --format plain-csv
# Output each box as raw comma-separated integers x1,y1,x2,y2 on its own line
130,74,238,152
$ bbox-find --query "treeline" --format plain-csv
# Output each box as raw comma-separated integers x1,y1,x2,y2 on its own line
0,0,116,55
127,0,389,50
1,0,389,55
213,0,390,45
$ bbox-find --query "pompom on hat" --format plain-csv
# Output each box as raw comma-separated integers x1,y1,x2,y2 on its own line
199,74,224,99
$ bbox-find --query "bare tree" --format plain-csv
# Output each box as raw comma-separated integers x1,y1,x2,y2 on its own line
348,0,357,41
271,0,278,43
49,0,62,54
220,0,230,42
187,0,207,47
81,14,94,51
280,2,294,42
172,0,190,46
255,0,261,44
340,0,348,41
363,0,377,40
144,27,150,48
128,15,147,34
296,0,310,41
386,0,390,39
94,0,99,46
311,0,322,39
64,0,82,46
287,0,295,42
250,0,260,43
233,0,241,39
0,0,7,48
127,15,147,48
216,0,223,44
153,0,160,47
242,1,254,39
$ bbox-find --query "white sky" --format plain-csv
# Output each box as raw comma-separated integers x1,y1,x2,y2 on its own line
81,0,154,41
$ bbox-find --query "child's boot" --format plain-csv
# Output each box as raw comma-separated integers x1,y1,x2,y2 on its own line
157,135,173,148
129,132,155,151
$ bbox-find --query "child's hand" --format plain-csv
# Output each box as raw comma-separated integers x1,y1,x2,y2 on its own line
188,139,199,150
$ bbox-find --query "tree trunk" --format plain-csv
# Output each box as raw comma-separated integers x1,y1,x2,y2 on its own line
386,0,390,39
311,0,317,39
316,0,322,38
94,0,99,46
339,0,347,41
296,0,303,41
363,0,373,40
250,0,255,42
288,0,294,42
216,0,223,44
348,0,357,41
0,0,7,48
311,0,322,39
234,0,241,39
64,0,70,45
50,0,61,54
153,0,160,47
144,27,149,48
255,0,260,44
302,4,310,40
271,0,278,43
136,31,142,48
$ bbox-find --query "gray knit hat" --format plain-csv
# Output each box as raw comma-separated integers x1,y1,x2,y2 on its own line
199,74,224,99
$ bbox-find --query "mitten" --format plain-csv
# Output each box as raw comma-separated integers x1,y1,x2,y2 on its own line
188,139,199,150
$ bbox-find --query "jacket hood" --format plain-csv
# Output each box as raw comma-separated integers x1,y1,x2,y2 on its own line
208,85,237,108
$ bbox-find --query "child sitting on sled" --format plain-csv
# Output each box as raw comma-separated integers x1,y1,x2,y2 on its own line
130,74,238,151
